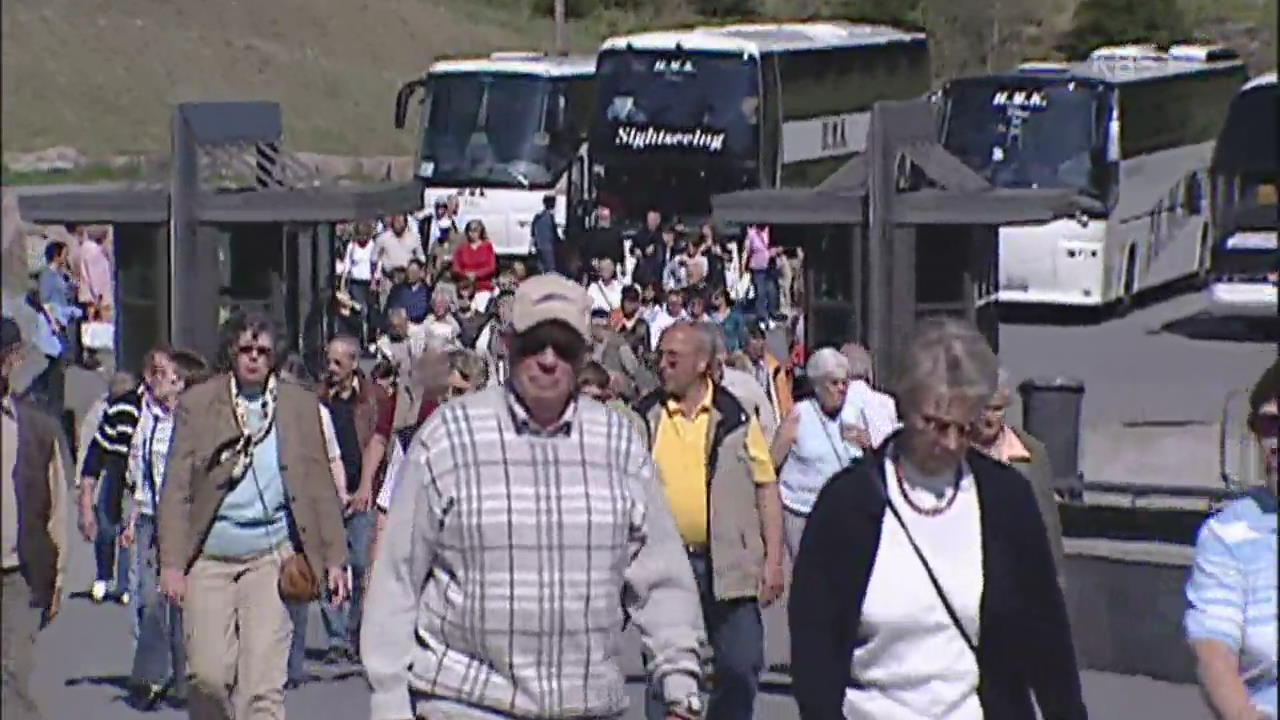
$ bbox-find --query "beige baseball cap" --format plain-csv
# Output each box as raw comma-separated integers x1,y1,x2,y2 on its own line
511,273,592,341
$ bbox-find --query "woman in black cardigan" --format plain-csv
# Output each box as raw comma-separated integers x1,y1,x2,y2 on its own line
789,317,1087,720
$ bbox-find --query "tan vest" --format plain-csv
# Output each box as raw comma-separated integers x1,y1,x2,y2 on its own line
637,386,765,600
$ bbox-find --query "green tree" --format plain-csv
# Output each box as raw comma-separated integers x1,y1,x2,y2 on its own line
1058,0,1189,59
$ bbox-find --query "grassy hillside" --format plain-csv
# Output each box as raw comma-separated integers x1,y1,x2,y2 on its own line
3,0,1272,158
0,0,601,156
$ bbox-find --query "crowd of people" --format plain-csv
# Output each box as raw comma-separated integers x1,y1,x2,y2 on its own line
325,201,805,405
0,196,1275,720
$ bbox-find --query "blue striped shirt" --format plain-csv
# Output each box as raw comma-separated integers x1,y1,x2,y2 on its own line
1185,492,1278,719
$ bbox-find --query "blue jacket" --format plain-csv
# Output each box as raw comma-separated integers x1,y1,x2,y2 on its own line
386,282,431,323
531,209,559,251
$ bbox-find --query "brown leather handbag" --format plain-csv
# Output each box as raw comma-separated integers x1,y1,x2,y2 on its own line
248,466,323,604
278,551,322,604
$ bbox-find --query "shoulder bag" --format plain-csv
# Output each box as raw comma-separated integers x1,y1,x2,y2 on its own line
250,466,322,604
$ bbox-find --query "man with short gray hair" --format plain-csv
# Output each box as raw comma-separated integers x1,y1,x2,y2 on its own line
839,342,900,452
315,335,382,663
705,322,777,441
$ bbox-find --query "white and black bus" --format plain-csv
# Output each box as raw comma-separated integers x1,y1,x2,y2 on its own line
940,44,1246,307
586,22,930,228
1203,71,1277,318
394,52,597,256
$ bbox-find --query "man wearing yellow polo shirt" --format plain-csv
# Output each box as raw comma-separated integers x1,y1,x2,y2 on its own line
636,321,785,720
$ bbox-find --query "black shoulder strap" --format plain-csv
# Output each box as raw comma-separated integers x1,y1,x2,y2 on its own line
876,455,979,657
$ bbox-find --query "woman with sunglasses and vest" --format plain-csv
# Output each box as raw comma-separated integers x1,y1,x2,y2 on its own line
157,312,350,720
1185,360,1278,720
789,316,1086,720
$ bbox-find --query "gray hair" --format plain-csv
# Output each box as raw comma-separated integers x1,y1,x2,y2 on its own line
660,320,715,361
449,348,489,390
806,347,850,382
840,342,874,380
894,316,998,411
995,367,1013,396
701,321,728,359
327,335,361,362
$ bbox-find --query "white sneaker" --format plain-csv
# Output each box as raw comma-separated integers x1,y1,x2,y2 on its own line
90,580,108,603
118,591,131,606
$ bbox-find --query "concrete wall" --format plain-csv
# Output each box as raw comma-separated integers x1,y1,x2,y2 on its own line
1063,539,1198,684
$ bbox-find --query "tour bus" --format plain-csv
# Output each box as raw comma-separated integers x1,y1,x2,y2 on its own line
939,44,1247,308
394,52,597,256
1203,71,1277,318
587,22,931,229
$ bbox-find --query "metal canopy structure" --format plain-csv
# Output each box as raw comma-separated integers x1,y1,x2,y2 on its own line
15,102,419,369
712,99,1083,377
17,184,419,225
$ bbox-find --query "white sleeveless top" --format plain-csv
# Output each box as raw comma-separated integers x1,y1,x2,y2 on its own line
778,399,860,515
843,455,984,720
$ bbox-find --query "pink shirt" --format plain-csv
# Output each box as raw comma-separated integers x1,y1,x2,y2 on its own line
745,227,772,271
77,240,112,306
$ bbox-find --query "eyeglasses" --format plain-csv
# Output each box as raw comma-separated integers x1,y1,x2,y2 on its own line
1252,412,1280,438
917,413,973,438
238,344,273,360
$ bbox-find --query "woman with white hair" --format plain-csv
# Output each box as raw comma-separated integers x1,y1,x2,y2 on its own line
770,347,860,560
790,317,1085,720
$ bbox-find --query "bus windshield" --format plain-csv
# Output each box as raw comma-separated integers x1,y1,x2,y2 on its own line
943,78,1109,201
419,73,569,189
1213,83,1277,207
593,49,760,162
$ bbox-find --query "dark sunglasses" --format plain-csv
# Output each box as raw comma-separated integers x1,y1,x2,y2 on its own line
512,328,585,363
1252,412,1280,438
238,344,273,359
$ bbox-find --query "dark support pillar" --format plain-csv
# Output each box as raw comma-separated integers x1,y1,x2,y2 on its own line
169,106,220,362
889,225,917,368
866,104,893,378
971,225,1000,353
849,222,864,344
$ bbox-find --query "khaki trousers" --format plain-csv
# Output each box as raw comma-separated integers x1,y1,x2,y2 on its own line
184,549,293,720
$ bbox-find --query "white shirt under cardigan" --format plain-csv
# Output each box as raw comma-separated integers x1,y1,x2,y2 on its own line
844,455,984,720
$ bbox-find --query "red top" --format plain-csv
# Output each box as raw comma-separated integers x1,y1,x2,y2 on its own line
374,394,440,440
452,240,498,292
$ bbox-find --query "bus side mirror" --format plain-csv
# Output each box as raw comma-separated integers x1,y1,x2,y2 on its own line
394,79,427,130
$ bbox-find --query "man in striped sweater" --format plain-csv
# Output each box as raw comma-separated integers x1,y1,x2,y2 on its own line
363,274,707,720
77,347,177,603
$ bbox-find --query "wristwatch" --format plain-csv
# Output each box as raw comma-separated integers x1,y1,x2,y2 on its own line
666,693,705,719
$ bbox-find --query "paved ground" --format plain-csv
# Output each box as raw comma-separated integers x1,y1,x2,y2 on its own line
34,520,1211,719
999,291,1273,428
999,291,1275,490
27,287,1252,718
